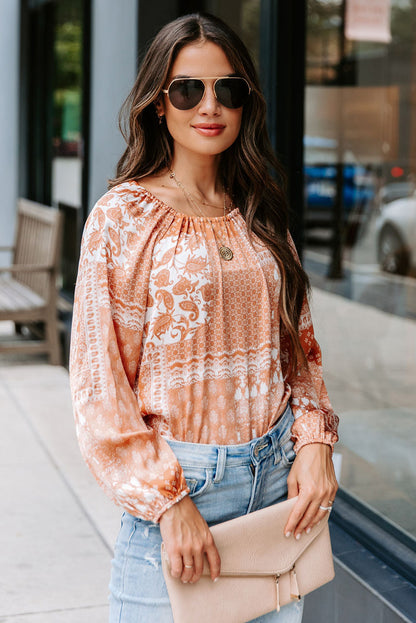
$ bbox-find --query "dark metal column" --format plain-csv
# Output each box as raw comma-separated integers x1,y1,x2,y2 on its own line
260,0,307,257
327,0,346,279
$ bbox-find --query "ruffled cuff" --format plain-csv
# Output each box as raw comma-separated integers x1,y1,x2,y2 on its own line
153,487,190,523
291,409,339,454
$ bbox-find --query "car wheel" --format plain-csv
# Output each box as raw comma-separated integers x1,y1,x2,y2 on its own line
378,225,410,275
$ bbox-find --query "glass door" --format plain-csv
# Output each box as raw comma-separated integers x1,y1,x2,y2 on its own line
24,0,89,294
304,0,416,540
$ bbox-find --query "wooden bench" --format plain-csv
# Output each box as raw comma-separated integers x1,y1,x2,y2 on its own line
0,198,63,364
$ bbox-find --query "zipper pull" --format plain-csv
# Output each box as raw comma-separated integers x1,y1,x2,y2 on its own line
275,574,281,612
290,565,301,601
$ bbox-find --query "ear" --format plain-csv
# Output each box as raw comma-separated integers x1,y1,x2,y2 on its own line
154,97,165,117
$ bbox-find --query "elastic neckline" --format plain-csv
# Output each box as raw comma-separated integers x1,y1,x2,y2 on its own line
131,181,240,222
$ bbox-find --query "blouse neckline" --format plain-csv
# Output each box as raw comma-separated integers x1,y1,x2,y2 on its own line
131,181,241,222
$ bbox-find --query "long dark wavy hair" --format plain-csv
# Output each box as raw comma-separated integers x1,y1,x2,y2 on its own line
110,12,310,375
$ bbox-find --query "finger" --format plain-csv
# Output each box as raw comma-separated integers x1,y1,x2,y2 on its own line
205,540,221,581
305,490,338,531
306,507,332,532
169,551,184,579
189,550,204,583
295,485,338,535
286,470,299,500
293,500,322,537
284,495,310,537
180,554,194,583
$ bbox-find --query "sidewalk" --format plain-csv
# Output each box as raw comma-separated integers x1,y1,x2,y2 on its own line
0,328,120,622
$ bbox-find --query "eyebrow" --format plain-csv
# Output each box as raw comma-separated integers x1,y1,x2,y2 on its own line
170,73,238,79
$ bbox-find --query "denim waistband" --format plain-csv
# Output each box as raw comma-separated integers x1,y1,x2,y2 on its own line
164,402,294,476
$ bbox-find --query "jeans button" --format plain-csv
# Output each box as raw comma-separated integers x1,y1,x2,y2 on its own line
254,447,259,457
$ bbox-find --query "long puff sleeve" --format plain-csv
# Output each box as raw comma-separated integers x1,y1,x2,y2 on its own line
281,234,339,453
69,192,189,522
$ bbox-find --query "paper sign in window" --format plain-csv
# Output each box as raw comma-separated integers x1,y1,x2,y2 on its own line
345,0,391,43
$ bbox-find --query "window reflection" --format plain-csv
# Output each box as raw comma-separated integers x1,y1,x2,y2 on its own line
305,0,416,539
205,0,261,70
51,0,83,209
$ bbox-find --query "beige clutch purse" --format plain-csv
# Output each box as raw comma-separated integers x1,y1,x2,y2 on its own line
161,496,334,623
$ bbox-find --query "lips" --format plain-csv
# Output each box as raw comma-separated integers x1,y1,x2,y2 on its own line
192,123,226,136
193,124,225,129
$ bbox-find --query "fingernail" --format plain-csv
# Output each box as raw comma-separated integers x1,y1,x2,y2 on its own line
285,531,292,538
213,577,219,583
317,520,321,525
295,533,301,540
182,580,188,584
306,527,311,534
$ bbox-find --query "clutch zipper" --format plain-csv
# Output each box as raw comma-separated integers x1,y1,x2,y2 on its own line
213,564,301,613
275,573,281,613
275,565,300,612
215,562,298,578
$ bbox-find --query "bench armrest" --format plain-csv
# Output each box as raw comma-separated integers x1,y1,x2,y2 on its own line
0,264,54,274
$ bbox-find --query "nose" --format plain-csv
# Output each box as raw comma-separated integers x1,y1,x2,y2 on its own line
197,82,221,115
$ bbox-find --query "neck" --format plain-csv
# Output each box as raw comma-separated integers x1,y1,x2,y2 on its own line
169,149,223,197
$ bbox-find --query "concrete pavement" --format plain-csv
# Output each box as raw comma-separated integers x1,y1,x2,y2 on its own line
0,324,120,622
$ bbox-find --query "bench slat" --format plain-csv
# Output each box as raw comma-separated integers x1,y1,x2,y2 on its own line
0,277,45,313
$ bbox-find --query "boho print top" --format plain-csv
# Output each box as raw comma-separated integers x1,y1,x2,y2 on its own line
69,181,339,522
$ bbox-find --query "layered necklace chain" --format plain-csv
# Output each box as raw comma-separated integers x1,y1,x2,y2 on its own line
169,169,234,261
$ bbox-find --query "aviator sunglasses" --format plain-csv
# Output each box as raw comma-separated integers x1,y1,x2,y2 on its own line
161,76,252,110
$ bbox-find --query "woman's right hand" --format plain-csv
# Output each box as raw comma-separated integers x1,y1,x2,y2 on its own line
159,495,221,584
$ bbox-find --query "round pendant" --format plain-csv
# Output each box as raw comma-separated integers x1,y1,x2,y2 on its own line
219,246,233,261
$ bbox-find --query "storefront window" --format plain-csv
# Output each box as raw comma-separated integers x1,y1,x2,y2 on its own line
25,0,86,294
205,0,261,70
51,0,83,209
304,0,416,539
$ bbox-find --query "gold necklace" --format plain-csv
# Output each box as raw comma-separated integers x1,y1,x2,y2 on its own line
169,170,234,261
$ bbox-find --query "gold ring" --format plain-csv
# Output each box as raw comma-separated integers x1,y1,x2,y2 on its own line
184,564,193,569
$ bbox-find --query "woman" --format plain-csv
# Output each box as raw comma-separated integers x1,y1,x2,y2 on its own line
70,12,339,623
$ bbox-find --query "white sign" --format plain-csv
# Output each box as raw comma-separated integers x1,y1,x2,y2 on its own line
345,0,392,43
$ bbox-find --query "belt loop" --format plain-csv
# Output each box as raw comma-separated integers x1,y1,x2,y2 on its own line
271,431,281,465
213,447,227,483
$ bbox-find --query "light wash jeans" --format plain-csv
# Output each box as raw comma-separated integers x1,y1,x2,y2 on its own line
109,403,304,623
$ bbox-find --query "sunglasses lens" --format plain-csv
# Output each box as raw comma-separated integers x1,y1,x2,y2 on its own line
215,78,250,108
168,79,205,110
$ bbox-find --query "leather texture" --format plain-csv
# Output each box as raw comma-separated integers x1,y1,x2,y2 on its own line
161,496,334,623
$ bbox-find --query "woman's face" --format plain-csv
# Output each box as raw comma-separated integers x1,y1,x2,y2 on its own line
157,41,244,160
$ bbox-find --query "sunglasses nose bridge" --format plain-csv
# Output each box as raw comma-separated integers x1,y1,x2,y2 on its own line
197,79,221,110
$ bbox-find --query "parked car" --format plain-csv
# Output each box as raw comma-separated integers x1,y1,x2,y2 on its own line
375,195,416,275
378,181,415,206
305,164,374,211
304,164,375,244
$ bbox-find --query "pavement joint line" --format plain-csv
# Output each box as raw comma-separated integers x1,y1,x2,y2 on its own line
312,289,416,323
1,371,113,556
321,371,400,413
306,249,416,288
1,604,109,619
331,377,414,411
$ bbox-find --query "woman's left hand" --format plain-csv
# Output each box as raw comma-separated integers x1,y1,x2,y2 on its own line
283,443,338,539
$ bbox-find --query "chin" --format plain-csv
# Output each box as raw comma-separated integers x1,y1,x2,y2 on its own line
180,136,239,157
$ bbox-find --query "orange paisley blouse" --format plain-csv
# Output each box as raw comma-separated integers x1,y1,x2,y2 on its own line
69,181,339,522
